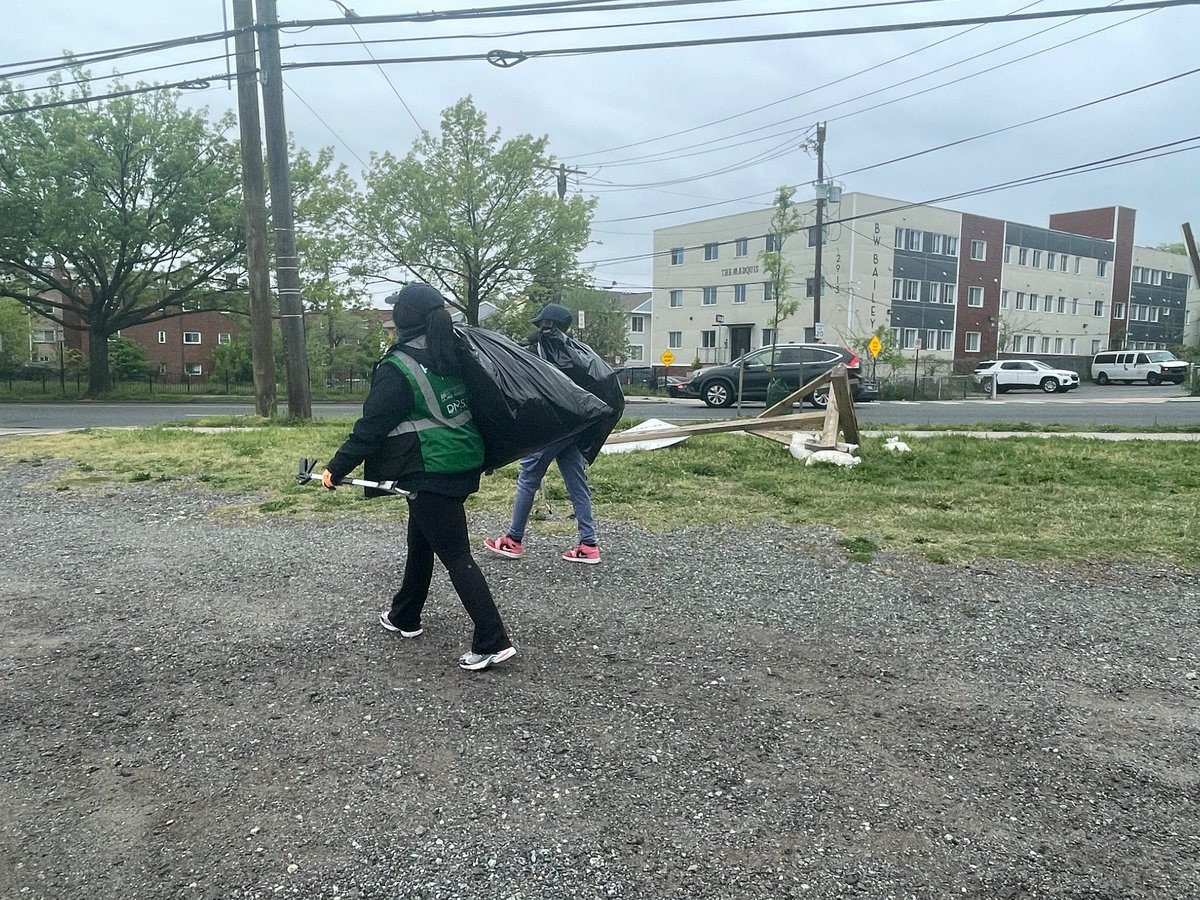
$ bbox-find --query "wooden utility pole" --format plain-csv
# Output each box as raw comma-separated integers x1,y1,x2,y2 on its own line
231,0,277,418
812,121,826,339
1182,223,1200,285
255,0,311,418
548,163,584,302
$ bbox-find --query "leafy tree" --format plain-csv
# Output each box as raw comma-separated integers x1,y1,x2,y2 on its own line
564,286,630,362
212,334,255,384
0,296,28,374
107,335,151,381
0,73,245,396
483,285,628,363
358,96,595,325
760,186,803,402
1157,241,1186,255
292,145,372,377
761,187,803,345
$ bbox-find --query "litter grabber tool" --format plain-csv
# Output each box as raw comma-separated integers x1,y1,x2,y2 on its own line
296,458,414,497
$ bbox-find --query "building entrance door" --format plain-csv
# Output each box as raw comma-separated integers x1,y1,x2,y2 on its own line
729,325,753,362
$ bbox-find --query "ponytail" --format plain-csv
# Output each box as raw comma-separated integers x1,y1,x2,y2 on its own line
423,306,462,375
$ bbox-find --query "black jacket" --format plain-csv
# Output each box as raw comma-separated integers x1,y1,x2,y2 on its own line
326,341,481,498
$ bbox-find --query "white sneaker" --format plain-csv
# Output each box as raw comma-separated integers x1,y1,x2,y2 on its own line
458,646,517,671
379,612,423,638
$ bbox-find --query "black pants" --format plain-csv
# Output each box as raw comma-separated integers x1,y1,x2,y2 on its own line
389,491,510,654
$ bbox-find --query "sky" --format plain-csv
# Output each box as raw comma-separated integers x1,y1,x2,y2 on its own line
3,0,1199,306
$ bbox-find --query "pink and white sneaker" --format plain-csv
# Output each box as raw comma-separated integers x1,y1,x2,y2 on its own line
561,544,601,564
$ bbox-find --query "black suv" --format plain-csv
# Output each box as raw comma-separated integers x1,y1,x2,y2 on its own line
675,343,876,408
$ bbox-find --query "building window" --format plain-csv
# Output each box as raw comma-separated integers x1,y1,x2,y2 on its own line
965,331,981,352
1071,298,1079,315
668,331,682,349
218,332,231,344
1091,339,1101,355
1031,250,1042,268
1097,259,1107,277
1015,292,1026,310
628,344,643,362
1012,335,1022,352
1060,255,1068,272
670,290,683,308
1042,294,1053,312
967,286,983,307
805,278,816,298
158,363,168,376
630,316,644,333
1000,290,1009,309
1025,336,1036,353
1057,296,1066,314
907,230,922,251
766,234,780,253
701,330,717,349
1018,247,1029,266
892,278,903,301
1113,302,1126,320
704,242,719,261
734,238,748,257
938,330,953,350
807,225,827,247
901,328,917,349
761,327,775,346
905,280,919,302
1093,300,1105,317
185,363,203,376
1040,337,1051,353
1054,337,1063,353
1069,338,1077,354
702,287,717,306
183,332,201,344
733,284,746,304
944,236,958,256
1004,244,1013,263
970,240,986,261
1046,252,1056,270
158,331,167,344
941,283,956,304
670,248,684,265
763,282,775,302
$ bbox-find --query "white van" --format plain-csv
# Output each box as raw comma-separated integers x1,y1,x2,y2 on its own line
1090,350,1190,385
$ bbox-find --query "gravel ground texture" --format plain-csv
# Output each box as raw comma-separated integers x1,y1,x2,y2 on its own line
1,460,1198,900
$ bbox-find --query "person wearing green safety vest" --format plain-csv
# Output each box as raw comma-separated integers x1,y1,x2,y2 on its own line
322,283,516,672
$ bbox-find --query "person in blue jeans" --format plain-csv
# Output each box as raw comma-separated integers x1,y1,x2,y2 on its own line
485,303,602,565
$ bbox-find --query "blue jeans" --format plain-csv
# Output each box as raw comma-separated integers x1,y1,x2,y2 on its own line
506,437,596,546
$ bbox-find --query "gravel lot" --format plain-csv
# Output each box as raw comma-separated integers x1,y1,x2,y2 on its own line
1,460,1198,900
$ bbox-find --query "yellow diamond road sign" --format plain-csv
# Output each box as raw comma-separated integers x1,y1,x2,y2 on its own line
660,350,675,366
868,336,882,358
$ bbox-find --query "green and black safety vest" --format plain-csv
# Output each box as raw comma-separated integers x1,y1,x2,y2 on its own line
380,350,484,474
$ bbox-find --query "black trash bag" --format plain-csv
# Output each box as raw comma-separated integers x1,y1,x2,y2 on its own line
536,330,626,463
455,325,613,472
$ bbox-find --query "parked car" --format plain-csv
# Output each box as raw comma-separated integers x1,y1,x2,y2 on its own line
1090,350,1190,385
972,359,1080,394
674,344,872,409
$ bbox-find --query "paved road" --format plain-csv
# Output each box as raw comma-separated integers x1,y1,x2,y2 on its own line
1,382,1197,435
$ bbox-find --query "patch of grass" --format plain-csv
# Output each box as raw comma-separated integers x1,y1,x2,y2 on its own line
1,419,1198,568
837,536,879,563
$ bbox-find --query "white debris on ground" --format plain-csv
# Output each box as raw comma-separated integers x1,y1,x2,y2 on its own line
806,448,861,467
884,436,912,453
789,432,861,467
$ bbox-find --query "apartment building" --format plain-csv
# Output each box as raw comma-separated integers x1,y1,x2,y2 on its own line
651,193,1198,374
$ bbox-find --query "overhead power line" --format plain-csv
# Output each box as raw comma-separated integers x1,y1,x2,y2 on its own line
586,134,1200,261
278,1,1200,71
